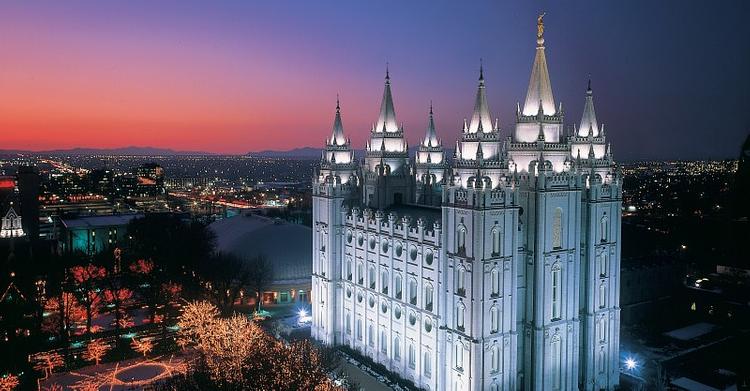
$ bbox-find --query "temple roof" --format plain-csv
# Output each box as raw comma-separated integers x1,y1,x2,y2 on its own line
329,97,347,146
468,64,494,133
374,68,398,133
578,80,600,137
422,103,440,147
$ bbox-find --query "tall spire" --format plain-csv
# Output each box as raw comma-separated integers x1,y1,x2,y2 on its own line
422,102,439,147
375,65,398,133
329,95,346,145
577,79,599,137
468,60,494,133
522,13,556,116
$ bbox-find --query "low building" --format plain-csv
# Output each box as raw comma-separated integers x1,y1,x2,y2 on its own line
209,213,311,304
60,214,142,255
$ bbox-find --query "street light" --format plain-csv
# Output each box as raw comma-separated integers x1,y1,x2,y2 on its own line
625,357,638,371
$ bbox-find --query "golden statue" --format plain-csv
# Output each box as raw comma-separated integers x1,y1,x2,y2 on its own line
537,12,546,39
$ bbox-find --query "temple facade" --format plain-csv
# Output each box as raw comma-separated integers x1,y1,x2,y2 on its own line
312,16,621,391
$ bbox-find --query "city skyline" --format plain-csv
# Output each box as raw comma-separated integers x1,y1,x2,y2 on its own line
1,1,748,160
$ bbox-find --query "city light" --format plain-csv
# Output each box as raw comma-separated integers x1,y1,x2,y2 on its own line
298,309,311,324
625,357,638,371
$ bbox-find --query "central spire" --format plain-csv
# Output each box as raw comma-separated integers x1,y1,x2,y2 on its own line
522,13,556,116
375,65,398,133
468,60,494,133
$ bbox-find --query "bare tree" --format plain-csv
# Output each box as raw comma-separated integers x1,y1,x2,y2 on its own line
200,253,251,315
247,254,273,312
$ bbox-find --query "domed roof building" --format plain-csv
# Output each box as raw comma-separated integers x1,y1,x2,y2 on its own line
209,213,312,304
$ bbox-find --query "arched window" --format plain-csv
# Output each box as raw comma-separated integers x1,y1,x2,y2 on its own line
368,324,374,347
455,342,464,369
456,302,465,331
598,316,607,343
598,347,606,374
490,306,499,333
319,230,326,252
395,274,403,299
393,337,401,361
599,282,607,309
321,255,327,277
600,216,609,243
552,207,563,249
346,259,352,281
599,252,608,277
491,267,500,297
369,265,376,289
423,351,432,377
491,227,501,255
551,263,562,320
491,345,500,372
408,342,416,369
356,318,362,341
424,283,434,311
456,224,467,254
381,270,389,294
380,330,387,353
551,335,562,390
456,266,466,296
345,312,351,334
357,262,364,285
409,278,418,305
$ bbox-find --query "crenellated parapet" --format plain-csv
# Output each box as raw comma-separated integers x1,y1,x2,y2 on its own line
344,207,441,245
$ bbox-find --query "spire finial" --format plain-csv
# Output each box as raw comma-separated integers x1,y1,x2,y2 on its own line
385,62,390,81
429,100,433,115
336,94,340,111
537,12,546,45
587,75,592,92
479,58,484,82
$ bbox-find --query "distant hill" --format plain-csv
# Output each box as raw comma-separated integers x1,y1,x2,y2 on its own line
248,147,323,159
0,146,213,156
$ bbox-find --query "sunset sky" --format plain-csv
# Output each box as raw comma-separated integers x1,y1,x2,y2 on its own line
0,1,748,159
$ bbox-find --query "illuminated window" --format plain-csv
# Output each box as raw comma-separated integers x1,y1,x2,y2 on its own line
380,330,387,353
551,263,562,320
423,351,432,378
490,306,499,333
491,267,500,297
598,316,607,342
600,215,609,243
491,345,500,372
455,342,464,370
424,283,434,311
491,227,501,255
409,278,418,305
456,266,466,296
552,208,563,249
456,224,467,254
456,302,465,331
551,335,562,390
408,343,416,369
393,337,401,361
